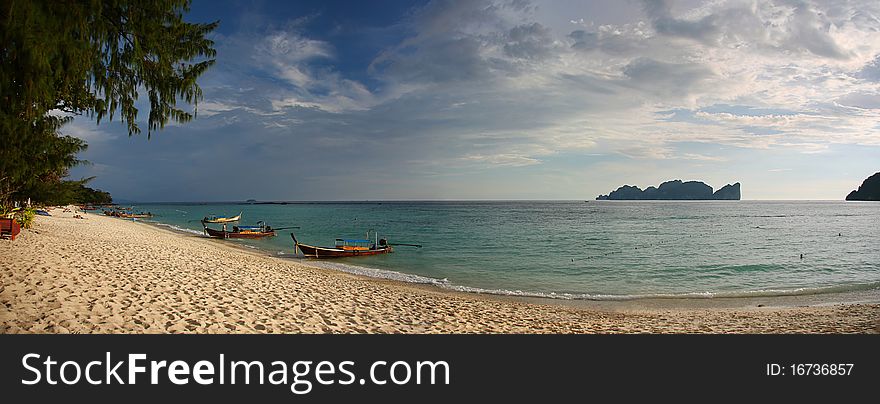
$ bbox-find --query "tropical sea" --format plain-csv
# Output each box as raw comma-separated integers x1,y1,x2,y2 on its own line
119,201,879,300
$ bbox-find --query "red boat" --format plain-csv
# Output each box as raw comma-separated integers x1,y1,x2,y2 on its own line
203,222,276,239
291,232,393,258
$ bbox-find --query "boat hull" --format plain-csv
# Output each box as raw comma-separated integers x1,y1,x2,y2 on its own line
202,213,242,223
295,243,392,258
204,227,276,239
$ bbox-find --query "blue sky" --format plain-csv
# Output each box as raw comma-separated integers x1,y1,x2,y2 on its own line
67,0,880,201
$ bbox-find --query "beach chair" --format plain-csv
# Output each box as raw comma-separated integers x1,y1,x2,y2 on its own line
0,218,21,240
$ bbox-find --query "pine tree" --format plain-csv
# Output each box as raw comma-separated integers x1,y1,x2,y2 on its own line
0,0,218,207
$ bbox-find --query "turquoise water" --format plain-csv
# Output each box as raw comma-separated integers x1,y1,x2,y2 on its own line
118,201,880,300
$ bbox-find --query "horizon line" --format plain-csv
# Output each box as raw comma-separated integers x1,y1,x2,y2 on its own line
112,198,856,204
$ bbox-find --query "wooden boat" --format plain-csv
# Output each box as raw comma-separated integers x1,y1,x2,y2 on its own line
291,232,393,258
204,222,276,239
121,212,153,218
202,211,241,223
103,210,152,218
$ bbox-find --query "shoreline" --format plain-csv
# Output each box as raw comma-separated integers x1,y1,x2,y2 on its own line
1,207,878,333
140,215,880,311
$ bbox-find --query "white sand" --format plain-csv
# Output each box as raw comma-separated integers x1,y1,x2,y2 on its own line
1,207,877,333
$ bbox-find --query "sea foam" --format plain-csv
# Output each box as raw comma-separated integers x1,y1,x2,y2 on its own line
151,222,209,237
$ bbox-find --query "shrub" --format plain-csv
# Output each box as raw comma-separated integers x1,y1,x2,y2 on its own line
15,207,36,229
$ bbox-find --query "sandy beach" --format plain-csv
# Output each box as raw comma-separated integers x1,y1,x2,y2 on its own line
1,208,878,334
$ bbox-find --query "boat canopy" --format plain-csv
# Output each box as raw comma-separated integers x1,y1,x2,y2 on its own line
336,238,372,243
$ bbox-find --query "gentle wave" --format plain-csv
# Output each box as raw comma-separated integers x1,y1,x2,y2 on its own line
697,264,784,273
441,281,880,301
305,260,450,286
291,259,880,301
150,222,209,237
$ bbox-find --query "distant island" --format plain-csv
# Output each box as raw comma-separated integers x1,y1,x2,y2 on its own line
242,199,289,205
596,180,741,200
845,172,880,201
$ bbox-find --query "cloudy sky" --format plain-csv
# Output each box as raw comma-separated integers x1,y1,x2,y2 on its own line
67,0,880,201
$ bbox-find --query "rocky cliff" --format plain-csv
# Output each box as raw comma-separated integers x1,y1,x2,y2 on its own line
845,172,880,201
712,183,741,200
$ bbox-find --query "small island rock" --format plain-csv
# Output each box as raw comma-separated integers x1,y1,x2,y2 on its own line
596,180,741,200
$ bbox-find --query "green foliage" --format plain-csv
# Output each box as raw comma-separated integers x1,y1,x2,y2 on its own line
1,0,218,136
14,207,36,229
0,116,88,205
29,177,113,206
69,183,114,205
0,0,218,208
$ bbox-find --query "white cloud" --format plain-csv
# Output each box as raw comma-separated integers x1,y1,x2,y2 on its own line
196,101,239,117
59,119,118,142
214,0,880,160
461,153,542,167
86,0,880,199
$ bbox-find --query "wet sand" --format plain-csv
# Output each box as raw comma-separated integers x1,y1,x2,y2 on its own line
1,207,878,334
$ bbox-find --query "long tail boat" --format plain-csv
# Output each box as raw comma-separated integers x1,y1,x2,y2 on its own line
121,212,153,218
202,211,242,223
103,210,152,218
203,222,276,239
291,231,393,258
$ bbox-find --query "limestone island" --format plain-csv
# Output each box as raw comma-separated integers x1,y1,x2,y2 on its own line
845,172,880,201
596,180,741,200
